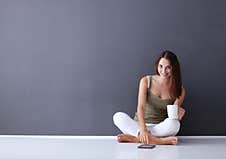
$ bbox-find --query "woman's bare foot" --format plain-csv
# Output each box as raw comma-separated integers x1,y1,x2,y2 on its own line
117,134,139,143
159,136,178,145
147,134,178,145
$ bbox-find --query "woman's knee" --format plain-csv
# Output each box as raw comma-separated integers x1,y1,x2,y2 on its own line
113,112,127,126
165,118,180,136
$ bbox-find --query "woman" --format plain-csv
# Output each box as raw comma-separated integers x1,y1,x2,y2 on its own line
113,50,186,145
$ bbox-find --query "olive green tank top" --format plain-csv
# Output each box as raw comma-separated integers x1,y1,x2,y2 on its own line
134,75,175,124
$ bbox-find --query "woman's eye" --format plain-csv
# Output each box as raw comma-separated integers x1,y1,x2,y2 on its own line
166,66,171,70
159,65,163,68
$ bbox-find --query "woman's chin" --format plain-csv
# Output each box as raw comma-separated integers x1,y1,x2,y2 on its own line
160,75,170,79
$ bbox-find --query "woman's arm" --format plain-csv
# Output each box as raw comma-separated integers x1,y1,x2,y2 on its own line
174,87,186,120
174,86,186,106
137,76,150,143
137,76,148,132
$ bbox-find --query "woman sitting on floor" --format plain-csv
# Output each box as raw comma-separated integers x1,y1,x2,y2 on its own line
113,50,186,145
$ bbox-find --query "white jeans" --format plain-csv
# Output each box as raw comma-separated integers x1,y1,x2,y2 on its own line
113,112,180,137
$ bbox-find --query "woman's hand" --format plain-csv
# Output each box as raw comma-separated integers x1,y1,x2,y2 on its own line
178,107,186,120
138,130,150,144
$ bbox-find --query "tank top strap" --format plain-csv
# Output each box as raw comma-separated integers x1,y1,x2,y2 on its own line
146,75,152,89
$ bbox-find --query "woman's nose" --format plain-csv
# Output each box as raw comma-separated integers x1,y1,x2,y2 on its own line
162,68,166,73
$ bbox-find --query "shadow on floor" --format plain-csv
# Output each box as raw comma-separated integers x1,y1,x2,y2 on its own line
178,138,226,146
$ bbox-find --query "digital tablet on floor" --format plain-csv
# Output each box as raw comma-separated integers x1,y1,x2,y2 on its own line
137,144,156,149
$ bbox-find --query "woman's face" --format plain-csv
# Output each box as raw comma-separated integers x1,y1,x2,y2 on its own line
157,58,172,79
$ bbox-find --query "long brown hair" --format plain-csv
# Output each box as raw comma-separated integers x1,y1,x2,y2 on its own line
155,50,182,98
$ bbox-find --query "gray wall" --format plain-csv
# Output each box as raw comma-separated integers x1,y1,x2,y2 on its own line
0,0,226,135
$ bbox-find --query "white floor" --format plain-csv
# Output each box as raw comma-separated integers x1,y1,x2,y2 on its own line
0,136,226,159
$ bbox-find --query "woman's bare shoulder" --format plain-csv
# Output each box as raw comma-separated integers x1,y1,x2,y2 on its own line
139,75,158,85
140,76,148,83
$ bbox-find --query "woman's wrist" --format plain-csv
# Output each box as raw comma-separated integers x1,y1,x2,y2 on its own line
140,127,148,133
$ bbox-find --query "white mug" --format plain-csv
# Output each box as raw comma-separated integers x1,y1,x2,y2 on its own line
167,105,178,119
